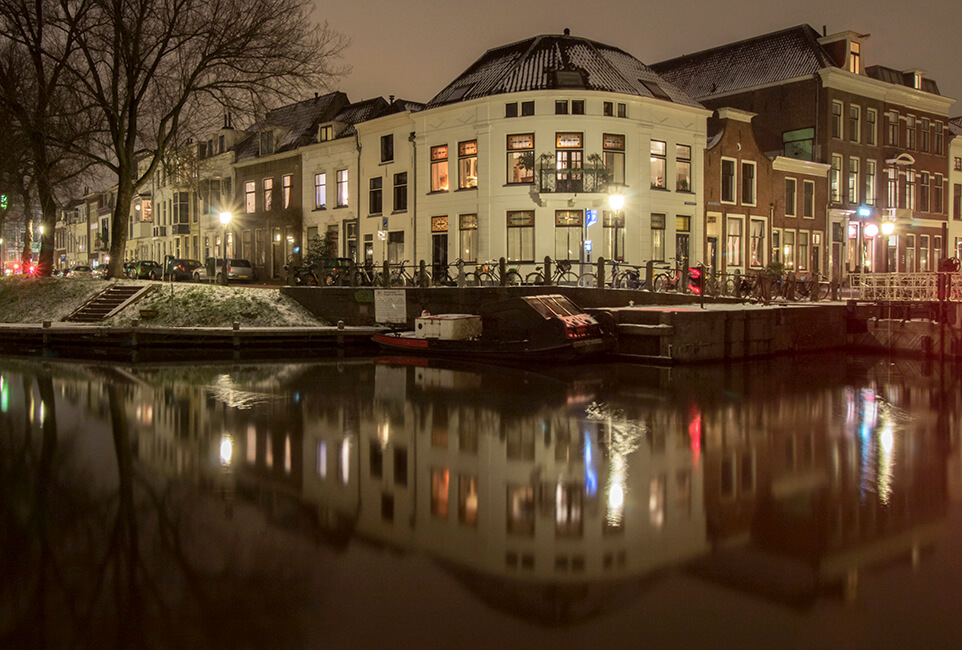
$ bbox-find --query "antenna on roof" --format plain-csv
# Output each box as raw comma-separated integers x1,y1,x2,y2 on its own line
563,28,570,36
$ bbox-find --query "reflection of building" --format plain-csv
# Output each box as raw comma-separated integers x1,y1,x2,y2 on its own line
294,360,708,621
695,358,948,606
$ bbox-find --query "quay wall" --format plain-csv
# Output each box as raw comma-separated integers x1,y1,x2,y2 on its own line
282,286,850,363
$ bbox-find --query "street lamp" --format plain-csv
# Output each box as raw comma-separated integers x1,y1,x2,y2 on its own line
881,221,895,273
219,211,232,285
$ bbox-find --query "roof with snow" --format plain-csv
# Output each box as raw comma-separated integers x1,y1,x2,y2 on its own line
234,92,350,161
865,65,941,95
651,25,834,99
426,32,701,109
652,24,945,101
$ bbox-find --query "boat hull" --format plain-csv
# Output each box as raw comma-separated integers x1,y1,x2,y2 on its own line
371,332,609,362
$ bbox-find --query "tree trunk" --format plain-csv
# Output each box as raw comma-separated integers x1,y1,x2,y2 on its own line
107,177,135,280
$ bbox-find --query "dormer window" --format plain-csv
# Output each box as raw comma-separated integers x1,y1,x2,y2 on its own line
318,125,334,142
259,131,274,156
849,42,860,74
913,72,922,89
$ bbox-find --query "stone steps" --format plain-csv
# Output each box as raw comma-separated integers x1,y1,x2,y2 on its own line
64,284,153,322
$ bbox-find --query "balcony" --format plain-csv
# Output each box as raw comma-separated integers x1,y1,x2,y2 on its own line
535,154,611,194
152,226,167,237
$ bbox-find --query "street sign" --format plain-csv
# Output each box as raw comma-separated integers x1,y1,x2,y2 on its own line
584,240,592,253
585,209,598,227
382,217,388,230
377,231,386,240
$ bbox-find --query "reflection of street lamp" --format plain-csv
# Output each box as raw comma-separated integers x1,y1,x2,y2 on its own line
219,211,232,285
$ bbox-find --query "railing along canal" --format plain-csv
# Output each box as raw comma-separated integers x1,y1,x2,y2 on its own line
855,272,962,302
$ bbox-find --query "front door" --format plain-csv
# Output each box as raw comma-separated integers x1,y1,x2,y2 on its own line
432,233,448,277
707,237,718,273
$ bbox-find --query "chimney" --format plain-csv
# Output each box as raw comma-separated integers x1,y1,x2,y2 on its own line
563,28,570,36
823,25,827,36
389,95,395,104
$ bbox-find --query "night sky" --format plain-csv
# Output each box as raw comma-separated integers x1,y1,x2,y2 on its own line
317,0,960,113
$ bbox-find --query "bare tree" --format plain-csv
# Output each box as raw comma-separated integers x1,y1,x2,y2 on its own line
0,7,98,276
45,0,349,278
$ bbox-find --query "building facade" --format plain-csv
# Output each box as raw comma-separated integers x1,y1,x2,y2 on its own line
654,25,956,281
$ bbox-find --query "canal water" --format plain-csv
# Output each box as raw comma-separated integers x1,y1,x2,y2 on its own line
2,353,961,648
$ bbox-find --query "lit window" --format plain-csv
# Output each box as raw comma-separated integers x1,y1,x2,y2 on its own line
245,181,256,213
336,169,348,207
458,140,478,189
849,41,861,74
282,174,292,209
676,144,692,192
431,145,449,192
506,134,534,184
263,178,273,211
314,173,326,209
650,140,666,188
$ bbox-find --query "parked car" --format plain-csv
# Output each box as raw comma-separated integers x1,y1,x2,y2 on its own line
123,261,137,278
166,258,203,281
204,257,254,283
66,265,93,277
131,260,162,280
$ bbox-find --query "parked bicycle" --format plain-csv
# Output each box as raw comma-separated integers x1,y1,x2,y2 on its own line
525,259,577,286
477,260,523,286
652,260,691,293
795,272,830,301
285,259,320,286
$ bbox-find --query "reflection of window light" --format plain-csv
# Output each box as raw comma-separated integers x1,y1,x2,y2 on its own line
284,435,291,474
317,441,327,479
247,426,256,464
0,375,7,413
339,439,351,484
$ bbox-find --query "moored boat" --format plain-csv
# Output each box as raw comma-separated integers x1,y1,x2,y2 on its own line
372,294,612,362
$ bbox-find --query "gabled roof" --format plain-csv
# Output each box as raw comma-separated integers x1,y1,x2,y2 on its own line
427,33,701,109
330,97,391,137
234,92,350,161
949,116,962,136
651,25,834,99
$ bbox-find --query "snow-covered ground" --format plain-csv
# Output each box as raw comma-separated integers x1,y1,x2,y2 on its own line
0,277,328,327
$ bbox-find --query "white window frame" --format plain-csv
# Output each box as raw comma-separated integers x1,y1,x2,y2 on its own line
848,157,859,205
741,161,756,206
785,177,797,217
720,157,736,204
726,215,744,268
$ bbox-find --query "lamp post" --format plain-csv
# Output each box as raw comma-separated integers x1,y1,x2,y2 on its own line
219,211,232,285
608,185,625,261
881,221,895,272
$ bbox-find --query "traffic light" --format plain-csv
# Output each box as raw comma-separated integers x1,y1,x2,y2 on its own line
687,266,703,295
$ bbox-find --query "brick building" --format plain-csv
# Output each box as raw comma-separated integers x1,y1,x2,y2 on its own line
704,107,829,279
654,25,955,281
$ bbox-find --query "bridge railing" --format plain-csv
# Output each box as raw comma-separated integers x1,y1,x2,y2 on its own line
857,272,962,302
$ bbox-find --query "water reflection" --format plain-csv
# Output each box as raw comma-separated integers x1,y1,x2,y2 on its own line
0,354,957,644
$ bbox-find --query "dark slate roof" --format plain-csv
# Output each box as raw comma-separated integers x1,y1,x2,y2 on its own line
949,116,962,136
234,92,350,161
865,65,941,95
651,25,834,99
427,33,701,109
331,97,391,137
